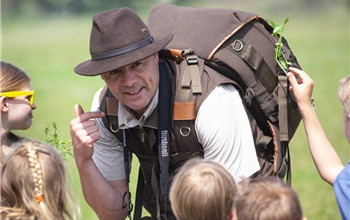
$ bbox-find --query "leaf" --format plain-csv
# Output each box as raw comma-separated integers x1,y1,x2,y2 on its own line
43,122,73,161
268,17,291,74
273,26,283,35
267,19,276,28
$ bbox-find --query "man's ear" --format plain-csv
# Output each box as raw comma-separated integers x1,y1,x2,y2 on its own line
154,52,159,63
0,97,9,112
100,74,106,81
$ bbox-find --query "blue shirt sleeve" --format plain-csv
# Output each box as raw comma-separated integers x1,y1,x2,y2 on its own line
334,161,350,220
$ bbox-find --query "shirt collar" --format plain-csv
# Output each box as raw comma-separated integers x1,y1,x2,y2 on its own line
118,89,159,128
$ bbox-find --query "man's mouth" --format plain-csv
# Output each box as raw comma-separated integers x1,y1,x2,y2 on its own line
125,88,142,95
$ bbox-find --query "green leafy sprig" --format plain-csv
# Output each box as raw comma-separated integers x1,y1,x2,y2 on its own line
44,122,73,160
268,18,292,74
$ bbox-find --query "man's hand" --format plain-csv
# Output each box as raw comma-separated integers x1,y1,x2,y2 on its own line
70,104,105,166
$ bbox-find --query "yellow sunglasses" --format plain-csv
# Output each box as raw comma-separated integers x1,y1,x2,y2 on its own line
0,90,35,107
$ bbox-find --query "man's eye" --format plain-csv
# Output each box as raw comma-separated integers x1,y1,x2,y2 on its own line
110,70,121,75
131,61,141,68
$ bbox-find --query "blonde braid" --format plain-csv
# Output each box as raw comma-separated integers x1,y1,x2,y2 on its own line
26,144,44,203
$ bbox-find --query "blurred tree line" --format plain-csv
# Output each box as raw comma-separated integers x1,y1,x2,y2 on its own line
2,0,348,16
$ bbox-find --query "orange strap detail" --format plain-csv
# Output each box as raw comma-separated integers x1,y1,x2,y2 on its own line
106,97,119,116
159,49,184,63
173,102,196,120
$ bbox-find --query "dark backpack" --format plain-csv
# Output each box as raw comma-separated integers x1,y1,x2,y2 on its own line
101,5,302,219
146,4,302,181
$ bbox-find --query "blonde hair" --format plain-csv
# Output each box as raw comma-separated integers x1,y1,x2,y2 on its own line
0,141,78,219
236,176,303,220
338,75,350,114
0,61,30,92
169,158,237,220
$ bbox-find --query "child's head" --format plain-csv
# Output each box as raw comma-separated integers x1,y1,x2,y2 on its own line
0,61,31,92
0,140,77,220
236,176,304,220
169,158,237,220
338,75,350,142
0,61,36,131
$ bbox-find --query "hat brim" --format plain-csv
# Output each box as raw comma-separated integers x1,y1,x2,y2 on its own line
74,34,173,76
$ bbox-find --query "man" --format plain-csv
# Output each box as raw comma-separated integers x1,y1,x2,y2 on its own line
70,7,260,220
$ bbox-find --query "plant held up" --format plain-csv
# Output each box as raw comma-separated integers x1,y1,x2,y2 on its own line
268,18,292,74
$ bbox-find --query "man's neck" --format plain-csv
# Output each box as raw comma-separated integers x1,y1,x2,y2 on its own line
132,108,147,119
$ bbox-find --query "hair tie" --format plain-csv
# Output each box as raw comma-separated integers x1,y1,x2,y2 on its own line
26,145,44,203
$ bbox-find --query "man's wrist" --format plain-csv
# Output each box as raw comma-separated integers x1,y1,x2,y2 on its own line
75,156,94,170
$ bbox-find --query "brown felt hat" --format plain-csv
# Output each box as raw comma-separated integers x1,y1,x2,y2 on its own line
74,7,173,76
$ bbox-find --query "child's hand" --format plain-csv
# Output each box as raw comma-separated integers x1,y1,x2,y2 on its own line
287,67,314,108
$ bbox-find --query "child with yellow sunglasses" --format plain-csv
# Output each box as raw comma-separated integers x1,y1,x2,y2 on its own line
0,61,36,166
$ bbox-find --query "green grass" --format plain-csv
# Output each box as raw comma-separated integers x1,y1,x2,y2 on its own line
2,3,349,220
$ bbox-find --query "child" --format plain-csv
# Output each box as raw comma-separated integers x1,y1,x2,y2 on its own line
0,61,36,165
236,176,305,220
0,140,78,219
169,158,238,220
287,67,350,220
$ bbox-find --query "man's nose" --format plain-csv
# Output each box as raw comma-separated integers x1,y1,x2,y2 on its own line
121,69,136,86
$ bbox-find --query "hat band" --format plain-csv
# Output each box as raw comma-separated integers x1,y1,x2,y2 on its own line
91,36,154,61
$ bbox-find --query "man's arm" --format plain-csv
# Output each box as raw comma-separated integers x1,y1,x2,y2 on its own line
288,67,344,185
76,158,128,220
70,104,128,219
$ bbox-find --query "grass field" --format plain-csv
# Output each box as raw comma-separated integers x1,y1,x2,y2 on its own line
2,2,349,219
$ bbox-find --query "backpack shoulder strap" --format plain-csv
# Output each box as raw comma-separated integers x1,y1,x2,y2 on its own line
98,85,108,105
99,87,135,217
99,86,119,133
173,49,201,121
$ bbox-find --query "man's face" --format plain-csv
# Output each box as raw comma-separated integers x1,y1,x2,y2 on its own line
101,53,159,117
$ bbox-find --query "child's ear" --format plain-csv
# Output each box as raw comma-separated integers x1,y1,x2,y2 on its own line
227,207,237,220
0,97,9,112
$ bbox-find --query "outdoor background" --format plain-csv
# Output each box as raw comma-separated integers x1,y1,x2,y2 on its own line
1,0,349,219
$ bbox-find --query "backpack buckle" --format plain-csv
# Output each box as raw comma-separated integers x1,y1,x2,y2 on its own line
179,125,191,137
231,39,244,52
186,56,199,65
244,87,255,106
182,49,198,65
110,122,119,133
